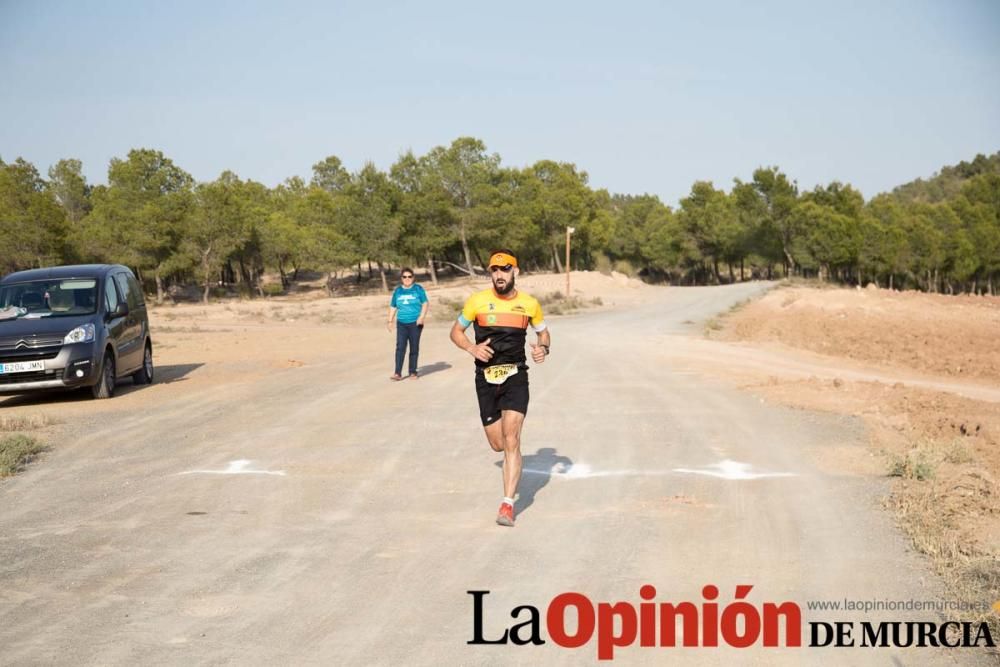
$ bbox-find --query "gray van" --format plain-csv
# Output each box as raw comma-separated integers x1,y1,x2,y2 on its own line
0,264,153,399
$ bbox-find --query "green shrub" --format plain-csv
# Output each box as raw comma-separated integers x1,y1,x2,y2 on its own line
613,260,636,277
889,450,935,481
595,254,613,276
0,434,44,477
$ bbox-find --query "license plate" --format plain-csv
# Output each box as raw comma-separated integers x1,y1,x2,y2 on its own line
0,360,45,374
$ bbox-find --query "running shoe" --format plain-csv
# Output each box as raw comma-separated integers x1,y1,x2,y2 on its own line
390,374,403,381
409,372,419,379
496,502,515,527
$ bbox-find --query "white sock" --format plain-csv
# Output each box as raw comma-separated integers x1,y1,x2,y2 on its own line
502,497,515,506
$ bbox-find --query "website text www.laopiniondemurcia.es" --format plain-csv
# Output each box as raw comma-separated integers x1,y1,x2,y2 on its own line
467,586,996,660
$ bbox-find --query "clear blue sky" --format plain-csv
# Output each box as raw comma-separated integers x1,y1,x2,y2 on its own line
1,0,998,205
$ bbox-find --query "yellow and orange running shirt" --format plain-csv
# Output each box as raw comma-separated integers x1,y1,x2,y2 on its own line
457,289,546,370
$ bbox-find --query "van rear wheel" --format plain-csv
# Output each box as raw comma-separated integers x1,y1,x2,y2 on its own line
91,351,115,399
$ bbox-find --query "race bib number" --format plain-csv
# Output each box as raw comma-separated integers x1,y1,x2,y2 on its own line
484,364,518,385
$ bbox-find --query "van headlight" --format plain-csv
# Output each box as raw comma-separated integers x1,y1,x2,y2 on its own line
64,324,96,344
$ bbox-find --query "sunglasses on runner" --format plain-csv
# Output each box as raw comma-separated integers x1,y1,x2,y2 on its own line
490,264,514,273
401,274,414,279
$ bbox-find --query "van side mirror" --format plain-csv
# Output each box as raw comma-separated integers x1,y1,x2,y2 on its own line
107,302,129,319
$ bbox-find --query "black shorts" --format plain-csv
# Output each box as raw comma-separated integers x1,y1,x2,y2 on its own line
475,368,529,426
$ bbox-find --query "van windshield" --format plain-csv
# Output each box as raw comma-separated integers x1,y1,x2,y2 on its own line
0,279,99,319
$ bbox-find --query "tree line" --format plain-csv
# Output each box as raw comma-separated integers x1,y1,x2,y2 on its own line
1,139,998,301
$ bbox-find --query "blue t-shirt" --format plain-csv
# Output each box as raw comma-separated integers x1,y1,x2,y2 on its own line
390,284,428,324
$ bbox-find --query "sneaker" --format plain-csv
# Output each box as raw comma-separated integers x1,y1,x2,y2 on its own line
408,372,419,379
390,374,403,381
496,502,515,527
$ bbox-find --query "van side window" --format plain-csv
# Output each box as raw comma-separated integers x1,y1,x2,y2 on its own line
105,276,120,312
113,274,133,310
126,275,145,308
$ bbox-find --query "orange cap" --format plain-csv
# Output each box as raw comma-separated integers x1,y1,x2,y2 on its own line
488,252,518,268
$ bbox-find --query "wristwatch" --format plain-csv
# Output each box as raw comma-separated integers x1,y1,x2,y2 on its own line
540,344,550,355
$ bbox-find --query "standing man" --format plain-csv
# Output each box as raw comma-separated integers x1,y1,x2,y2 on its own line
387,267,428,381
449,249,550,527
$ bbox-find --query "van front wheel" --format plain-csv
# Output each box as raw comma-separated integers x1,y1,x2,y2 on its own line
92,351,115,399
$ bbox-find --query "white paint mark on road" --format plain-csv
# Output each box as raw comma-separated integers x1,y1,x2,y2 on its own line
673,459,795,480
521,459,795,481
179,459,286,476
522,462,674,479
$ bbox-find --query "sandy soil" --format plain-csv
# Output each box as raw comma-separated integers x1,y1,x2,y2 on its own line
719,284,1000,385
1,274,997,665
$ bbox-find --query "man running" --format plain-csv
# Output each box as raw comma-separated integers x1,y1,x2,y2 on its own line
449,249,551,527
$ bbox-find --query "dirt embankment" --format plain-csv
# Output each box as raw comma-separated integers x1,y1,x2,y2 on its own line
715,283,1000,623
722,284,1000,384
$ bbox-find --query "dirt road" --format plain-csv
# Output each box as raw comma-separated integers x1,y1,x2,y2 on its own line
0,282,993,665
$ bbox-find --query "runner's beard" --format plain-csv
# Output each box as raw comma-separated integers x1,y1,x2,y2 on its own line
493,273,515,295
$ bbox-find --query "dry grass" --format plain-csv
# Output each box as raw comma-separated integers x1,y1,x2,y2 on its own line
154,325,205,334
0,414,54,432
0,434,45,477
538,291,600,315
882,438,1000,635
436,296,465,320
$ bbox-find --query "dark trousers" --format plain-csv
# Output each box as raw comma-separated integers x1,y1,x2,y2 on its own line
395,321,423,375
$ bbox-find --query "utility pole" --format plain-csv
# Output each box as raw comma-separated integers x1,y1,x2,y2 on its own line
565,226,575,298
